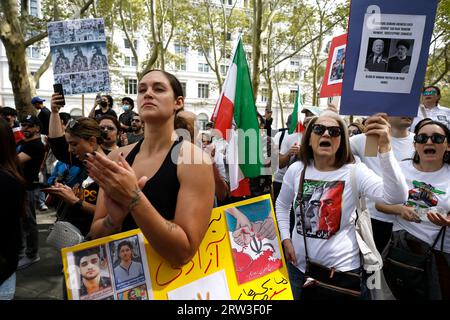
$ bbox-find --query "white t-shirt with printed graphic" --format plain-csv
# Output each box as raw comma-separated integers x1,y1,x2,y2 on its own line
394,161,450,253
275,151,408,273
350,132,415,223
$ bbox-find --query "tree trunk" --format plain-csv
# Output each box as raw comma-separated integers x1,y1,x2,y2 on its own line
4,40,34,118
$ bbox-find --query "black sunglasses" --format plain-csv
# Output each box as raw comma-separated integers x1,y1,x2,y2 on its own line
312,124,342,137
414,133,447,144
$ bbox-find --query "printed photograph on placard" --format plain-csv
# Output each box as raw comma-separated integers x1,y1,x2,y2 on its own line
328,45,346,84
386,39,414,74
109,235,146,291
225,198,282,285
67,244,114,300
117,284,149,300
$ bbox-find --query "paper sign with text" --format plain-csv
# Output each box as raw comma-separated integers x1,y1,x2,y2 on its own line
340,0,439,116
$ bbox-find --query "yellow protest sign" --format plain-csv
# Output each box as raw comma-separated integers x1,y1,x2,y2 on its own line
62,194,293,300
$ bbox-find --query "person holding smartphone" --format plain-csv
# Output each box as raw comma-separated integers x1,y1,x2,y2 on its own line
88,94,117,120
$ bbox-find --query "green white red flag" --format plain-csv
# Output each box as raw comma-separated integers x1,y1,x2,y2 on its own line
288,85,305,134
211,38,263,197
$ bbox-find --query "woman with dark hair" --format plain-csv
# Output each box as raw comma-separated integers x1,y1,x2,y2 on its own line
276,111,408,300
85,69,215,267
47,101,107,237
411,85,450,132
89,94,117,120
0,118,26,299
98,115,121,153
376,120,450,300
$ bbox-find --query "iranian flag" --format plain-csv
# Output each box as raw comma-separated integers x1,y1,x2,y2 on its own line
288,85,305,134
212,38,263,197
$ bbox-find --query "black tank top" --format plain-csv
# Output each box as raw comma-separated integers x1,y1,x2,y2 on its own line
121,138,181,231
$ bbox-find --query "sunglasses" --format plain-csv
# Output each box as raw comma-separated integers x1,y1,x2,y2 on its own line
423,90,437,96
414,133,446,144
131,119,141,122
100,126,116,131
312,124,342,137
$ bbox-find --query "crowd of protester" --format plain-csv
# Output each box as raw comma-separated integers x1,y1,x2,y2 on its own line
0,73,448,300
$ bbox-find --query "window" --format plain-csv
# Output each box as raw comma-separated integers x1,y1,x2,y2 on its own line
125,78,137,94
27,46,40,59
124,39,138,49
176,60,186,71
290,59,300,67
125,56,137,67
174,43,187,55
198,113,209,131
198,63,209,73
29,0,39,17
289,90,298,104
261,88,268,102
220,65,229,76
180,82,186,97
226,32,232,41
198,48,210,58
198,83,209,98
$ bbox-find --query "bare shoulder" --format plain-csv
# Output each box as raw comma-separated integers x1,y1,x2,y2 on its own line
107,143,138,161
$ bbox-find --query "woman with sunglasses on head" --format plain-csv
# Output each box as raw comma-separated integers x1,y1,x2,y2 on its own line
47,97,107,237
376,119,450,300
85,70,214,267
276,110,408,300
411,85,450,133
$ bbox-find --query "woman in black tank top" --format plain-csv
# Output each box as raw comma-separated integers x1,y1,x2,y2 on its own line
86,70,215,267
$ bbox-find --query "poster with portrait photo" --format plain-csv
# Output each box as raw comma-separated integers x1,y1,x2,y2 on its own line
117,284,149,300
353,13,425,94
328,45,346,85
66,244,114,300
48,18,110,95
320,33,347,98
109,235,148,291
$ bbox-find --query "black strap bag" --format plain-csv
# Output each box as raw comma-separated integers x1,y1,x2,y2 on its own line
383,226,446,300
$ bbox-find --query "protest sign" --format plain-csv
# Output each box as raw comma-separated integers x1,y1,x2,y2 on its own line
62,194,293,300
340,0,439,116
320,34,347,98
48,18,110,95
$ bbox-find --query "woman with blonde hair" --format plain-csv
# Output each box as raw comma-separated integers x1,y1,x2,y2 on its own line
276,111,408,300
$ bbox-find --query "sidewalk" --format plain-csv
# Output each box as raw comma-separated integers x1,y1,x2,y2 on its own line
14,208,64,300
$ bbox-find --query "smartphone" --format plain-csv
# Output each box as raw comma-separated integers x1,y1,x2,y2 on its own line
53,83,66,105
